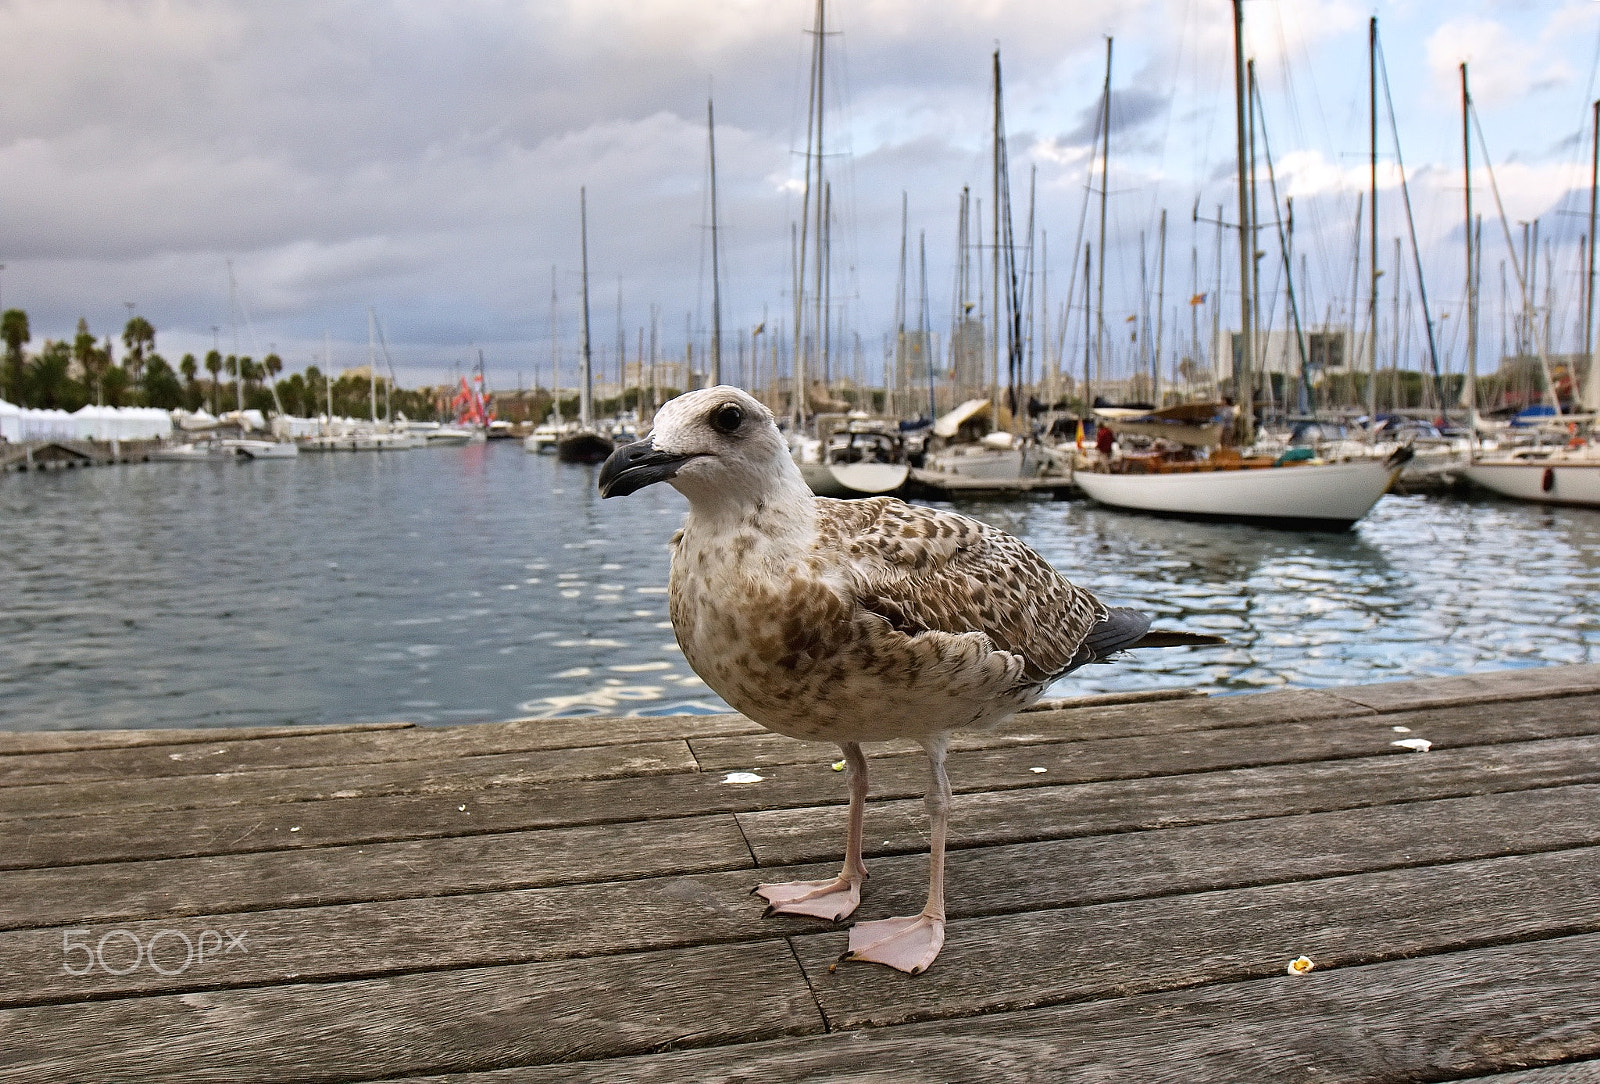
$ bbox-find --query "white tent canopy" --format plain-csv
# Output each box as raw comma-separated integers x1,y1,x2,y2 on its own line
1,400,172,442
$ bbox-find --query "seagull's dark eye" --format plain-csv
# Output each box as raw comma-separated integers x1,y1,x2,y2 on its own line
710,403,744,435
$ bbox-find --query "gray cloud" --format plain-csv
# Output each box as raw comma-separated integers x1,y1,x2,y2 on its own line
0,0,1587,385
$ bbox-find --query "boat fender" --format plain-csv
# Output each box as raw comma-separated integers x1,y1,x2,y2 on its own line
1542,467,1555,493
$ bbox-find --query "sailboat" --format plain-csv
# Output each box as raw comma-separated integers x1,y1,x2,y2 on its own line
1074,2,1409,531
913,49,1069,496
1459,70,1600,508
557,188,617,465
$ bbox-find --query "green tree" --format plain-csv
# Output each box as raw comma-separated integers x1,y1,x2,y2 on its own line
178,354,201,411
26,341,79,409
73,318,101,402
1,308,28,404
303,364,325,416
121,316,155,389
203,350,222,412
142,355,183,409
102,364,130,407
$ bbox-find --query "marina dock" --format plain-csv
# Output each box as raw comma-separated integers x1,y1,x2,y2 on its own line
2,665,1598,1080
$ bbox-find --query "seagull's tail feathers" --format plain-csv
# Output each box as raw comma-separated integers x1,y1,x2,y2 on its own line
1083,606,1152,657
1129,629,1229,649
1061,607,1149,673
1063,608,1225,674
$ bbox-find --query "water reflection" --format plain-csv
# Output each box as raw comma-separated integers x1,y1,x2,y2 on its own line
1,445,1596,732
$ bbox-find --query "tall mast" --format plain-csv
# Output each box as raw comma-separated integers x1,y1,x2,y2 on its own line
1155,207,1167,405
367,307,376,423
792,0,826,425
549,266,561,423
896,191,908,418
1368,16,1379,422
707,97,723,387
1462,64,1477,434
1041,228,1050,408
1587,98,1600,412
1095,38,1112,415
228,260,244,414
811,0,826,405
823,181,832,386
1248,59,1263,421
919,229,934,420
991,48,1003,430
1083,243,1093,409
578,187,593,429
1231,0,1254,443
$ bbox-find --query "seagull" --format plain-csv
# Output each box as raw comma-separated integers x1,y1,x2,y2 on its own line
598,386,1221,974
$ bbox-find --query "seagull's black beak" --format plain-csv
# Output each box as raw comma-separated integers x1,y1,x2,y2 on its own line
598,438,696,498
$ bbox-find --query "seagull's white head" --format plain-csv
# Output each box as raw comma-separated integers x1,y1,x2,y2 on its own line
598,386,805,516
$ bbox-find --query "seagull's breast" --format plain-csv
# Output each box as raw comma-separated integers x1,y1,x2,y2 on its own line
668,517,1036,743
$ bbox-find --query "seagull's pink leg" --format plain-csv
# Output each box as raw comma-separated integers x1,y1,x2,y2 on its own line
755,741,868,922
841,735,949,974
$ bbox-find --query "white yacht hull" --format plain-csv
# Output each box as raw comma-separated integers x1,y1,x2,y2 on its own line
1074,458,1402,530
149,443,215,462
1463,459,1600,508
800,461,910,498
218,439,298,460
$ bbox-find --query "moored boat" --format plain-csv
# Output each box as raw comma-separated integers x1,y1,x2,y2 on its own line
1462,446,1600,508
1074,446,1411,531
556,428,615,464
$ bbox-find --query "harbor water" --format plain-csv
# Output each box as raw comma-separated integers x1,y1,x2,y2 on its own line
2,441,1597,732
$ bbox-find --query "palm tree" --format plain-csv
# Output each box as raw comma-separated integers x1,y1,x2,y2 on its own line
179,353,199,411
28,341,74,409
1,308,28,404
73,318,109,404
121,316,155,389
203,350,222,412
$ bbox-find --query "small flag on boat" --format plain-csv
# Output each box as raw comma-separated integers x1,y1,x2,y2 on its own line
1189,293,1207,305
1125,314,1137,322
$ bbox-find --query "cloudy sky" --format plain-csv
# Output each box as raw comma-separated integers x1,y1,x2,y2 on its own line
2,0,1598,390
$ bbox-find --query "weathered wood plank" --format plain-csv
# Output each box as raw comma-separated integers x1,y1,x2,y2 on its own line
790,847,1600,1030
1467,1064,1600,1083
0,739,700,820
7,662,1588,780
736,734,1600,866
0,714,763,787
0,940,823,1084
1018,687,1207,712
2,794,1595,1007
18,684,1596,822
11,732,1599,871
422,932,1600,1083
0,814,757,931
1324,662,1600,715
3,783,1594,933
0,721,413,757
688,690,1600,772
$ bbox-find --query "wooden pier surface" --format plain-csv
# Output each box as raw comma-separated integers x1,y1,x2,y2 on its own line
2,665,1599,1081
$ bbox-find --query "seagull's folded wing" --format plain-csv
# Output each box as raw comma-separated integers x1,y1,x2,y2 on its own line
819,498,1107,683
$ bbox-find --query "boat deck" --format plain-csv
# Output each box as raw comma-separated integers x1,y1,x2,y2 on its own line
3,665,1599,1081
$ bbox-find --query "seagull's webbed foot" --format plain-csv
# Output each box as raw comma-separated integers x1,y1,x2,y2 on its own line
754,875,862,922
840,911,946,974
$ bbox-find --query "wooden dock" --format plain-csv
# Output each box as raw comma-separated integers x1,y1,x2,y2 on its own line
2,665,1598,1081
